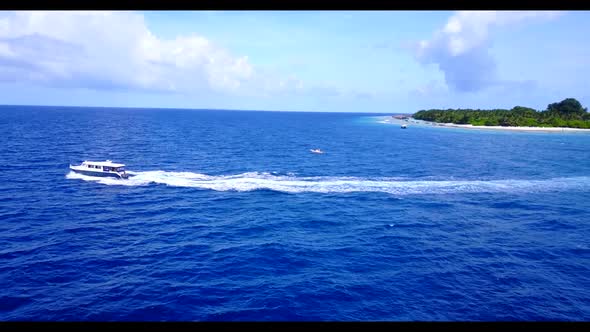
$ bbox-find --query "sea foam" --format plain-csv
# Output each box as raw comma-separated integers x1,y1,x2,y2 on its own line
65,171,590,195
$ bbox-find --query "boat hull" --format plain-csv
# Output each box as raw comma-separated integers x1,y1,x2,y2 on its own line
70,167,128,179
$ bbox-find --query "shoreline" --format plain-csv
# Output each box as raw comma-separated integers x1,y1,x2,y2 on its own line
381,117,590,133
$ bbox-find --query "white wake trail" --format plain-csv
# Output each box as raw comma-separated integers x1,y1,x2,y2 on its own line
66,171,590,195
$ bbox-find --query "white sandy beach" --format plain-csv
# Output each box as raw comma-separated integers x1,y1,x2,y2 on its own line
381,117,590,133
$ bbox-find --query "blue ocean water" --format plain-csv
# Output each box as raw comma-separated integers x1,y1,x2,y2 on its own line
1,105,590,321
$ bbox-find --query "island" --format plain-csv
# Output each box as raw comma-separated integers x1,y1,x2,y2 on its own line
411,98,590,130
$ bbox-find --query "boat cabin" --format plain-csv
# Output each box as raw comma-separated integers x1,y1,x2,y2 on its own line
82,160,126,172
70,160,129,179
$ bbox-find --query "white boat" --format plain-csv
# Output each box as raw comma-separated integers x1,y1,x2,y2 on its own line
69,160,130,179
310,149,324,154
401,124,408,129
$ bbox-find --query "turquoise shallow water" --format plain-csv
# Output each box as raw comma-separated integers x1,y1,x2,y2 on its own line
1,106,590,321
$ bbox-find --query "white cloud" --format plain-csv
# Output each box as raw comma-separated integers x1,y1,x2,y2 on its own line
0,11,266,94
410,80,449,99
414,11,563,92
0,11,404,104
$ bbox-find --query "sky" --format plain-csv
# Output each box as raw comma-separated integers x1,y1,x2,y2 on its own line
0,10,588,113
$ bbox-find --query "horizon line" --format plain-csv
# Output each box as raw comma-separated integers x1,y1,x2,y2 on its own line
0,103,398,115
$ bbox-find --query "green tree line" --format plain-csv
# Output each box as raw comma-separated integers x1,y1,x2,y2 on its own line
412,98,590,129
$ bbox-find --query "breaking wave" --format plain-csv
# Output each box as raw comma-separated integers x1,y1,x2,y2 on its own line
65,171,590,195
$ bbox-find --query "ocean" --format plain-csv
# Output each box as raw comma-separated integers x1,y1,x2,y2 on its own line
1,105,590,321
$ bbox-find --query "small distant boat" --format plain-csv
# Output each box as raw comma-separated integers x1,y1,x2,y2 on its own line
69,160,130,179
401,124,408,129
310,149,324,154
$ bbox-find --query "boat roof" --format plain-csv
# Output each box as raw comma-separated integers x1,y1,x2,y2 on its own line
83,160,125,167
